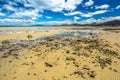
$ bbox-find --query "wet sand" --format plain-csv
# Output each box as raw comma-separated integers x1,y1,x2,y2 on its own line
0,27,120,80
0,31,66,41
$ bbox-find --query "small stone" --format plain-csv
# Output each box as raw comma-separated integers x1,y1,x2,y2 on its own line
33,73,36,75
88,71,96,78
27,73,30,75
44,70,47,72
113,69,118,72
83,65,90,70
66,50,70,53
45,62,53,67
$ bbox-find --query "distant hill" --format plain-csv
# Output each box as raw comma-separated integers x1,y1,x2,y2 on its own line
0,20,120,27
59,20,120,27
95,20,120,26
31,24,45,26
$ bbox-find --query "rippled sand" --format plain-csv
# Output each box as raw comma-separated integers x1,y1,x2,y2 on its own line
0,27,120,80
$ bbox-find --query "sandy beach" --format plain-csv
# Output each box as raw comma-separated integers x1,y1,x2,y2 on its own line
0,27,120,80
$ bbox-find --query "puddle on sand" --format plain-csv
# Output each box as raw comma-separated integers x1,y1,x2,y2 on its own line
0,30,101,48
50,30,101,39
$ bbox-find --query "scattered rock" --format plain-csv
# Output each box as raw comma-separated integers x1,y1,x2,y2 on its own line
73,62,79,67
87,71,96,78
83,65,90,70
66,57,76,61
73,71,85,78
66,50,70,53
27,73,30,75
1,40,10,46
113,69,118,72
96,56,112,69
33,73,36,76
44,70,47,72
27,34,33,39
45,62,53,67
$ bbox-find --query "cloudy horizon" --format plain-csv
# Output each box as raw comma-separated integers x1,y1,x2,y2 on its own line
0,0,120,26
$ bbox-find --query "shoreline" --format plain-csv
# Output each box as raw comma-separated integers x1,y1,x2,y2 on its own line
0,30,66,41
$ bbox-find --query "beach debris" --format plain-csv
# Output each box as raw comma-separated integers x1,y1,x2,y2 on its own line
45,62,53,67
113,69,118,72
101,49,118,56
27,34,33,39
27,73,30,75
73,46,81,51
44,70,47,72
87,71,96,78
66,56,76,61
96,56,112,69
66,50,70,53
83,65,90,70
46,37,54,41
73,71,85,78
33,73,36,76
73,61,79,67
1,40,10,46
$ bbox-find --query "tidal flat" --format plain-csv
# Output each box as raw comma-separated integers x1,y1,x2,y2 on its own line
0,26,120,80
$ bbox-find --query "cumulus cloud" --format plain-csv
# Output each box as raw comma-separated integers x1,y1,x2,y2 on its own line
0,19,33,23
85,0,94,6
45,16,52,19
65,0,83,11
15,0,29,5
8,1,18,6
0,18,34,26
95,4,109,9
116,5,120,9
8,9,41,20
39,19,72,25
64,10,108,17
3,4,16,11
74,16,80,22
28,0,83,12
0,12,5,16
0,0,119,26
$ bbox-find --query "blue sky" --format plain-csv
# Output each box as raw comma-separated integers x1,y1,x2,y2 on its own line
0,0,120,26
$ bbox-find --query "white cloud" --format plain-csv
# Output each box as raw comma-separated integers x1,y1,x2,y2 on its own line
74,16,80,22
39,19,72,25
95,4,109,9
85,0,94,6
0,12,5,16
116,5,120,9
45,16,52,19
0,19,33,23
8,9,41,20
28,0,83,12
8,1,18,6
91,10,107,15
64,10,107,17
3,4,16,11
28,0,64,12
0,18,35,26
65,0,83,11
64,11,82,16
15,0,28,5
